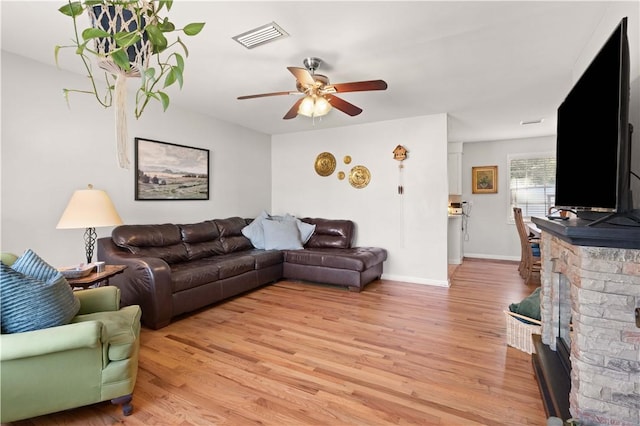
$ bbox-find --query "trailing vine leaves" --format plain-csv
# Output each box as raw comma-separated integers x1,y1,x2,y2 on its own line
55,0,205,118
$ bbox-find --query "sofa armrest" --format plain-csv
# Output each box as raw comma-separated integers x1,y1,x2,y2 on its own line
97,237,173,329
0,321,102,361
76,286,121,314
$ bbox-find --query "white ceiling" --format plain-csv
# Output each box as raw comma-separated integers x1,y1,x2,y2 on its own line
1,1,635,141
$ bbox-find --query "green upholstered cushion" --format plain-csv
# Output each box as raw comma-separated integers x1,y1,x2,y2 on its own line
509,287,541,321
1,252,18,266
1,250,80,333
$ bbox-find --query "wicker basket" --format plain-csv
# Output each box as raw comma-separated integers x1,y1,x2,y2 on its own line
504,311,541,354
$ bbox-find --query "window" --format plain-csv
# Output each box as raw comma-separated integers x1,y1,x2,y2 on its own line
509,152,556,221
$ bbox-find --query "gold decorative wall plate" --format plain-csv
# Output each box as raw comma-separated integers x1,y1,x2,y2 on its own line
349,165,371,189
337,171,345,180
343,155,352,164
315,152,336,177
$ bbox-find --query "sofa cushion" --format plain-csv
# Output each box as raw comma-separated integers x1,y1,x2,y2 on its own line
210,254,256,279
263,219,304,250
301,218,353,249
284,247,387,272
214,217,253,254
180,221,220,243
112,224,189,264
180,221,224,260
170,259,221,292
1,250,80,333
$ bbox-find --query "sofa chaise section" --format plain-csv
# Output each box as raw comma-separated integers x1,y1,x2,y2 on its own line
283,218,387,292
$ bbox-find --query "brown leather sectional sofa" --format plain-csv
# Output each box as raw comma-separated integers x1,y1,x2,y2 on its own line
97,217,387,329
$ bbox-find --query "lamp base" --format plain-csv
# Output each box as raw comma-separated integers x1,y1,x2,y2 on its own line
84,227,97,264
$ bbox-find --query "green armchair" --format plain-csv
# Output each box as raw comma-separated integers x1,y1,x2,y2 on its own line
0,281,142,422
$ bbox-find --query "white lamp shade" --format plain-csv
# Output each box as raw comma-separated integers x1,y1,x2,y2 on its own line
56,186,123,229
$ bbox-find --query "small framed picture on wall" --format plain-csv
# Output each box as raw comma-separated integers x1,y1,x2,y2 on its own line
472,165,498,194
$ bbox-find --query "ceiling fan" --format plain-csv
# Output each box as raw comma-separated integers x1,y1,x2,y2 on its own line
237,57,388,120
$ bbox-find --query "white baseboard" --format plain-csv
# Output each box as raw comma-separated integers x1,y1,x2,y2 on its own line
380,273,450,287
463,253,520,262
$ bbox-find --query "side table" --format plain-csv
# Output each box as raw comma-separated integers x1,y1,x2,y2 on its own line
66,265,127,290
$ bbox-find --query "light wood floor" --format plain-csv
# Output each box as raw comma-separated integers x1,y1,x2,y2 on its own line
7,258,545,425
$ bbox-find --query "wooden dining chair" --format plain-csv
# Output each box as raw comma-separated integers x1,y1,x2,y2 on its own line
513,207,541,285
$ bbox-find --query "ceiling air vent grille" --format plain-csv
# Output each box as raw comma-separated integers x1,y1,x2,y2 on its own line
232,22,289,49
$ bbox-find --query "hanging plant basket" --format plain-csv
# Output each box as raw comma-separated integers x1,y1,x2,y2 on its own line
85,2,155,168
55,1,205,169
88,3,153,76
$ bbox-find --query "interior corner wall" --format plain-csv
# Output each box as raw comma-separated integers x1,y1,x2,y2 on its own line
271,114,450,286
1,52,271,267
461,136,556,261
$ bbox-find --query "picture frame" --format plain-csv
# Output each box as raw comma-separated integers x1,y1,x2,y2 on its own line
472,165,498,194
134,137,209,200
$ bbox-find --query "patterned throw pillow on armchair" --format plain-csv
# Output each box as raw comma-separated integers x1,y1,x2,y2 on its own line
0,249,80,333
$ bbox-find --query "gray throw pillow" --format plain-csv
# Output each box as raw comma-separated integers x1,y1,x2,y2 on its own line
241,210,270,249
263,219,304,250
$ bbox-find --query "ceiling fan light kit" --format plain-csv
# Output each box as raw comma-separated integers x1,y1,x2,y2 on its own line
298,95,332,118
237,57,387,120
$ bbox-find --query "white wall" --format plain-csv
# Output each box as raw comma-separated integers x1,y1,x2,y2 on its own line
1,52,271,267
272,114,450,286
461,136,556,260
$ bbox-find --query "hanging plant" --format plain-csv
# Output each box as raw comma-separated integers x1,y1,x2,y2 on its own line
55,0,205,168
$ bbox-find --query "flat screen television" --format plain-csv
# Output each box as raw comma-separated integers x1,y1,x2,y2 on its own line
554,17,638,226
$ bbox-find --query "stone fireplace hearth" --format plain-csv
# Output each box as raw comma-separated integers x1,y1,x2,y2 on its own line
533,217,640,426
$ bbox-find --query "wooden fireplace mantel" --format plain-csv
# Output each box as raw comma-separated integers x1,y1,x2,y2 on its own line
532,216,640,249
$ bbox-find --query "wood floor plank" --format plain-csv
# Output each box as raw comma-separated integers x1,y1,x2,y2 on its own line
4,258,545,425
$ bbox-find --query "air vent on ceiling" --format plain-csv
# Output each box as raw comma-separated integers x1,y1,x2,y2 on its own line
232,22,289,49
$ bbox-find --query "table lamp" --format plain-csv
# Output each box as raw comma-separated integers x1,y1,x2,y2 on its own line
56,184,123,263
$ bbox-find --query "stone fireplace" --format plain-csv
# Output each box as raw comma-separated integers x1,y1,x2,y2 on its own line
533,217,640,426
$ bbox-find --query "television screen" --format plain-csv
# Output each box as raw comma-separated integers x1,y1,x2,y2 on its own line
554,18,630,215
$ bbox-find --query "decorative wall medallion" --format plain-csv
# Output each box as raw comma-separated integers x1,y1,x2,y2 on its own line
343,155,352,164
314,152,336,177
337,171,345,180
349,165,371,189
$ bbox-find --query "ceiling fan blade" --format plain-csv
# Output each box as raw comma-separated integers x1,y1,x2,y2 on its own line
325,94,363,116
287,67,315,86
283,98,304,120
238,91,294,100
330,80,388,93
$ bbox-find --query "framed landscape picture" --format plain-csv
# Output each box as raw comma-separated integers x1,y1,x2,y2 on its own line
472,165,498,194
134,138,209,200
